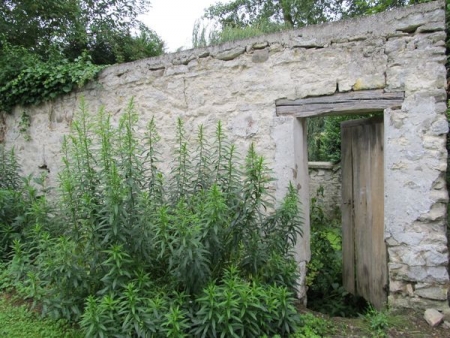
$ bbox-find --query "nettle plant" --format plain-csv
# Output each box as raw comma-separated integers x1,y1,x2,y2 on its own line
3,99,303,337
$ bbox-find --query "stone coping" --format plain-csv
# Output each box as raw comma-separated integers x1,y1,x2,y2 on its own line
96,1,444,84
308,161,341,170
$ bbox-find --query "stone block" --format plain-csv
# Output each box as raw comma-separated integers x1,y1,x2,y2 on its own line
430,117,448,136
388,294,411,309
215,47,246,61
352,75,386,91
390,280,405,293
385,38,406,54
252,49,269,63
415,285,448,301
252,42,268,50
406,283,415,296
410,297,448,311
417,22,445,33
424,309,444,327
291,36,325,48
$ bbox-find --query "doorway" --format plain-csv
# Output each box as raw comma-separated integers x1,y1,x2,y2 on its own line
275,89,404,309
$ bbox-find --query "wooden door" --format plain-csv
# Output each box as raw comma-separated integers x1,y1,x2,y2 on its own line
341,116,387,310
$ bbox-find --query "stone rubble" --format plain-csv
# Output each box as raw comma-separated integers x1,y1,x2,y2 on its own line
424,308,444,327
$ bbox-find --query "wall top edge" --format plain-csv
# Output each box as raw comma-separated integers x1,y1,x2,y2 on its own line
308,162,339,170
98,0,444,79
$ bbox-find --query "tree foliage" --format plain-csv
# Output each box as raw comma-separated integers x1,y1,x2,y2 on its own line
0,0,164,65
0,0,165,112
204,0,430,28
195,0,432,47
204,0,341,29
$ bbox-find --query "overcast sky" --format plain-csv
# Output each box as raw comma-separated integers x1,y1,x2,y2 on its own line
140,0,231,53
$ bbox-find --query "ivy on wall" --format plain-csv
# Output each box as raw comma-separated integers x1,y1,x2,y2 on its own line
0,49,104,113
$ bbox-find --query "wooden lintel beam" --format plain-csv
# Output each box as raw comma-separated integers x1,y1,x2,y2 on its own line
276,90,405,117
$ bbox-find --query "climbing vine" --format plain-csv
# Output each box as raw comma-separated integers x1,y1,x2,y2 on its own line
0,50,104,113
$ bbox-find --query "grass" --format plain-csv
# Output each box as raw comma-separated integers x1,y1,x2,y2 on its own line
0,294,82,338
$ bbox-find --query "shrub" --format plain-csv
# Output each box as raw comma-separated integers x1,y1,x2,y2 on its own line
2,99,304,336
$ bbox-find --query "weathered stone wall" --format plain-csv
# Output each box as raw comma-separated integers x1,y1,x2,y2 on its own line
309,162,341,218
1,1,448,310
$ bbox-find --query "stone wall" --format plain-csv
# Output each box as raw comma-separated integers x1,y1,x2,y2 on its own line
1,1,448,310
309,162,341,219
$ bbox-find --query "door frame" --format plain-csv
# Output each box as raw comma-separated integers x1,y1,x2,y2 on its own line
275,89,404,303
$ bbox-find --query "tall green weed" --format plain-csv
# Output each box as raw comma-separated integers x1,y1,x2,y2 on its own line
2,99,304,336
0,147,51,262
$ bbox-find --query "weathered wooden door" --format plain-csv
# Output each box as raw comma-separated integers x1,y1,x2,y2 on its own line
341,116,387,310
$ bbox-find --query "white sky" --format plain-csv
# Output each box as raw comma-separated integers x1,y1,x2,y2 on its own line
140,0,230,52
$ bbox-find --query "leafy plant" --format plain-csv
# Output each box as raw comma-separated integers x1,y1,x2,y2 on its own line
0,146,21,190
292,312,336,338
192,266,299,337
2,99,304,336
0,295,82,338
307,187,367,317
0,147,52,263
0,51,104,113
363,305,390,337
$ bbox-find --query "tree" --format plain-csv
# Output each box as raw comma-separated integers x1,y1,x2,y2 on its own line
0,0,164,65
0,0,165,112
204,0,343,29
198,0,431,47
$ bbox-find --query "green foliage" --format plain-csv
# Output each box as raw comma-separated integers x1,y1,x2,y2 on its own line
193,18,288,47
0,147,51,262
1,99,303,336
95,23,165,64
0,50,104,113
0,295,82,338
308,114,381,163
193,266,299,337
203,0,340,29
18,112,31,141
195,1,430,47
0,146,21,190
307,117,326,162
292,312,336,338
319,115,356,163
0,0,164,65
363,305,391,337
345,0,432,17
307,187,366,317
0,0,164,113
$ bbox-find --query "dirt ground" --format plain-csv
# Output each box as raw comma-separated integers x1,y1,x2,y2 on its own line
320,308,450,338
